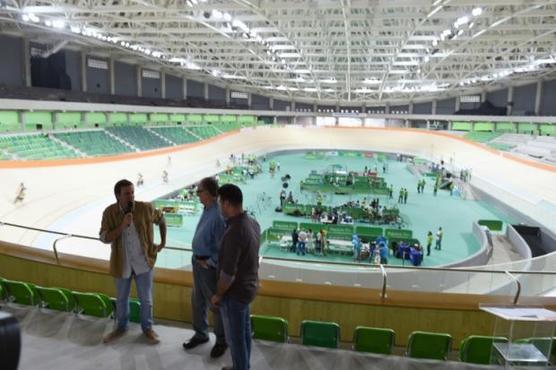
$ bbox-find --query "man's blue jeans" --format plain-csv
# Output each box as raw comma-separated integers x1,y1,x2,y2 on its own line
296,241,306,255
115,269,153,333
220,295,251,370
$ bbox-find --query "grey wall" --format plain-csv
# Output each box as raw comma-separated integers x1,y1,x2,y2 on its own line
64,50,81,91
142,72,161,98
486,88,507,107
114,62,137,96
512,83,536,115
0,35,25,87
187,79,204,99
540,79,556,116
165,74,182,100
436,98,455,114
413,102,432,114
251,93,270,110
208,84,226,103
86,57,109,94
274,99,290,111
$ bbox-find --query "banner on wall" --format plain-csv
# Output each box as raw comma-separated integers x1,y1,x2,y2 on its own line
142,70,160,79
87,58,108,70
460,95,481,103
230,91,248,99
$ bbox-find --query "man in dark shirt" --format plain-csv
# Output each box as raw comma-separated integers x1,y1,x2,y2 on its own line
211,184,260,370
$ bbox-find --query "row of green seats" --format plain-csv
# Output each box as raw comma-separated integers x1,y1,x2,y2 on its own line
0,134,79,160
0,278,140,322
54,131,132,156
150,127,199,145
252,315,555,364
106,126,168,150
187,125,221,139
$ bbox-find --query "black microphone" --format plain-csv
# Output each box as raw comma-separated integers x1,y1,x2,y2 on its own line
125,201,133,227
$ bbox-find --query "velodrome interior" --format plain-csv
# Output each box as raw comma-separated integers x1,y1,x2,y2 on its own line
1,1,556,369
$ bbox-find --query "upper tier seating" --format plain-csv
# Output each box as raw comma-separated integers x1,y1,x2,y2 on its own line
149,127,199,145
187,125,221,139
105,126,169,150
54,131,132,156
0,134,79,160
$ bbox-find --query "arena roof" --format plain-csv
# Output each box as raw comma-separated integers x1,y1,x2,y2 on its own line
1,0,556,105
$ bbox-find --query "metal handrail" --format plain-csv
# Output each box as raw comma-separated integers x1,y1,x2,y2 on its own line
1,221,555,277
379,264,387,300
504,270,522,305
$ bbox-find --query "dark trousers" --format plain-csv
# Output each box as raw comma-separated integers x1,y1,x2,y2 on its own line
191,258,226,345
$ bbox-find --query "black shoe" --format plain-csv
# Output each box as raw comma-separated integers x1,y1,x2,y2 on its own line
183,336,209,350
210,342,228,358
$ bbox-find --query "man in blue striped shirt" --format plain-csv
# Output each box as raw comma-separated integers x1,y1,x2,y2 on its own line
183,177,227,358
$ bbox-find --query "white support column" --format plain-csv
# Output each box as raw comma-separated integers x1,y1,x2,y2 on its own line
385,103,390,114
81,51,87,92
408,102,414,114
226,87,230,105
269,97,274,110
431,100,437,115
161,71,166,99
23,37,31,87
137,67,142,97
426,120,431,130
335,103,340,113
182,76,187,100
507,86,514,116
313,115,317,126
291,100,296,112
405,119,409,128
534,80,542,115
247,92,252,108
204,82,209,101
481,90,487,103
455,96,461,112
109,58,115,95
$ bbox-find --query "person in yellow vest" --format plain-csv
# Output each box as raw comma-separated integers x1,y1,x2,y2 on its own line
426,231,433,256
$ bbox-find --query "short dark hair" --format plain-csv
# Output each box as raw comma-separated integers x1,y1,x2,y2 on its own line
199,177,219,197
114,179,133,198
218,183,243,207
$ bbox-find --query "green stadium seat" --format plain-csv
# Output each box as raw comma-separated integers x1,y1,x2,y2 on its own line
514,337,554,359
36,287,74,312
151,127,199,144
353,326,395,354
3,280,40,306
459,335,508,364
110,297,141,323
72,291,113,317
106,126,168,150
300,320,340,349
407,331,452,360
251,314,289,343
